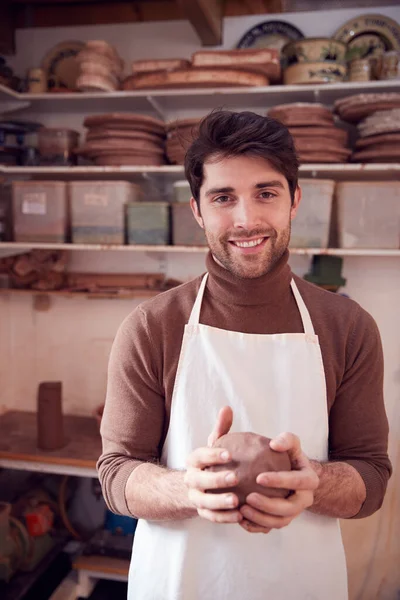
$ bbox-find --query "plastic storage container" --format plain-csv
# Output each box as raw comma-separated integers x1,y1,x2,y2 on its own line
12,180,67,242
171,202,207,246
127,202,170,245
173,181,191,203
290,179,335,248
336,181,400,249
38,128,79,166
70,181,134,244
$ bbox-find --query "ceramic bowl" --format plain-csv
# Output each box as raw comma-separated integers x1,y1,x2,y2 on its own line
284,62,347,85
281,38,347,67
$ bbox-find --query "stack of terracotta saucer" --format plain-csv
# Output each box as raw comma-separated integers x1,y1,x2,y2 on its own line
334,93,400,123
268,103,350,164
77,113,166,166
352,110,400,163
76,40,124,92
166,118,200,165
334,93,400,163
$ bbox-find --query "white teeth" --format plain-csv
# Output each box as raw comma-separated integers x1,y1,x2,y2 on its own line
234,238,264,248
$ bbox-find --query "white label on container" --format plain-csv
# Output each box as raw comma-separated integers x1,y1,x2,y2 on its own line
22,193,47,215
84,193,108,207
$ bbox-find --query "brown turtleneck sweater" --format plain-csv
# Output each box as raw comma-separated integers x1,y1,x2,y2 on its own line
97,250,391,519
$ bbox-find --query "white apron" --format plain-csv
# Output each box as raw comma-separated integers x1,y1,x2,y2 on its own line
128,274,348,600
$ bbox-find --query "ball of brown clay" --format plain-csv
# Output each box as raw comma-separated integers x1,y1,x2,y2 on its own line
206,432,291,506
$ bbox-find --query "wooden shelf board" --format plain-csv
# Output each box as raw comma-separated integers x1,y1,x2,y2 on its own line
1,164,399,182
73,555,129,579
1,80,400,115
0,288,163,300
0,241,209,253
0,410,101,477
0,242,399,257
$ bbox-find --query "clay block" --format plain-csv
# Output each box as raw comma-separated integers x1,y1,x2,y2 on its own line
207,432,291,506
37,382,65,451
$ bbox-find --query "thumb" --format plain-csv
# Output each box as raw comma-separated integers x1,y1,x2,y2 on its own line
207,406,233,447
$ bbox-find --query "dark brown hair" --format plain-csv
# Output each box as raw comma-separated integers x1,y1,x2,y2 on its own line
184,110,299,206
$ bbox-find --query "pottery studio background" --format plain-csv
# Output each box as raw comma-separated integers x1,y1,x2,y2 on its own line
0,2,399,599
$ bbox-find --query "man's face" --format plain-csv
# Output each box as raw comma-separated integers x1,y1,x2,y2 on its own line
190,154,301,279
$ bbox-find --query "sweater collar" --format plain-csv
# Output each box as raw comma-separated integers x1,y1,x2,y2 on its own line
205,250,292,306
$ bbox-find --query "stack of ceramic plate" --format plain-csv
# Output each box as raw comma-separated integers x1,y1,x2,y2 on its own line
76,40,124,92
268,103,350,163
166,118,200,165
334,93,400,162
334,93,400,123
77,113,166,166
352,109,400,162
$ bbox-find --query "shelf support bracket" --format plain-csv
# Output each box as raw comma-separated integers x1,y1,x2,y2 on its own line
146,95,166,120
177,0,223,46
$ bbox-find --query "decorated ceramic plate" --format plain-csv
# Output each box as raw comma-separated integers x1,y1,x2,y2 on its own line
41,40,85,91
333,13,400,57
236,20,304,53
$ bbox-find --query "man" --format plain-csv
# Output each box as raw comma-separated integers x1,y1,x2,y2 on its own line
98,110,391,600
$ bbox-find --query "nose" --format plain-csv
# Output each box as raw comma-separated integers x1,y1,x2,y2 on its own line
232,198,263,231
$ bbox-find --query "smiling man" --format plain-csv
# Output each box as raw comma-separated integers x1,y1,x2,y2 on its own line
98,110,391,600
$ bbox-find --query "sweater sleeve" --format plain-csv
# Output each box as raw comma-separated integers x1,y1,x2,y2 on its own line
328,305,392,519
97,305,165,516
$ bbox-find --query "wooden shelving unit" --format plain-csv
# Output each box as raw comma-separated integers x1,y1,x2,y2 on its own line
0,410,100,478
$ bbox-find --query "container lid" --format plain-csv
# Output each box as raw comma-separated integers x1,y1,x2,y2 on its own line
12,180,67,187
69,180,132,186
173,180,190,188
38,127,80,136
127,201,169,207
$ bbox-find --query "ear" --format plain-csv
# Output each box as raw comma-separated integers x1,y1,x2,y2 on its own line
290,185,301,220
190,197,204,229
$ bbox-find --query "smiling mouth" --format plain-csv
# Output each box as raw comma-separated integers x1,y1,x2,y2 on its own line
230,237,267,248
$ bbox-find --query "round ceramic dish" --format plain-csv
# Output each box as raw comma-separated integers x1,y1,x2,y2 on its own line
334,13,400,52
41,40,85,90
236,20,304,52
281,38,347,67
284,62,347,85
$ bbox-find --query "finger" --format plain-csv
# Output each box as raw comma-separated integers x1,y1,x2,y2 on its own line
269,433,309,470
256,469,319,491
240,520,271,534
184,468,238,491
186,446,232,469
198,507,242,524
189,488,239,511
240,505,292,530
208,406,233,447
245,491,314,517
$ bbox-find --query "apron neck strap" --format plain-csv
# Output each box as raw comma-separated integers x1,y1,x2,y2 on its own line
188,273,209,326
189,274,315,336
290,279,315,335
